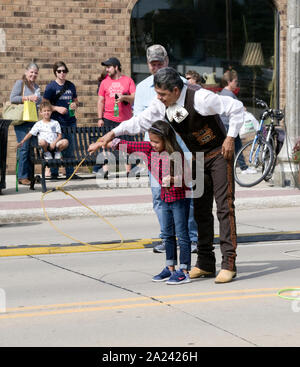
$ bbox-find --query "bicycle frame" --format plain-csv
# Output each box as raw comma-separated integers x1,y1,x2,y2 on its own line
248,110,269,167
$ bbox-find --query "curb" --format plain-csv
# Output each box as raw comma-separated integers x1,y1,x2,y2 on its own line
1,231,300,257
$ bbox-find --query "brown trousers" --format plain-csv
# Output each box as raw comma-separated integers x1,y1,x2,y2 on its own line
192,150,237,272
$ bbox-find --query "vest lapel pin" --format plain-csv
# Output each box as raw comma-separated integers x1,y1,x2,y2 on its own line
173,106,189,123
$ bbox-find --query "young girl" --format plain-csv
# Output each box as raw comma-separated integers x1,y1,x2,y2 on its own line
17,101,69,159
110,120,192,285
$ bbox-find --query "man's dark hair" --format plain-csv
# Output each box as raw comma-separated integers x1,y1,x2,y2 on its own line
154,67,184,92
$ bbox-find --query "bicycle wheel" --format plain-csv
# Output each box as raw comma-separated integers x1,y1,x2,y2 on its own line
263,135,277,181
234,138,274,187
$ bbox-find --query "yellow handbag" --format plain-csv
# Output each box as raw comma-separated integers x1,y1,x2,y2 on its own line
22,100,38,122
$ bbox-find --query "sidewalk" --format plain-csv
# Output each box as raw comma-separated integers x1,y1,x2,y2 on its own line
1,171,300,224
1,171,300,257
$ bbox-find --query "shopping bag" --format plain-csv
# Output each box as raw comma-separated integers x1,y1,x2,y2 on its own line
2,102,24,125
239,111,259,137
22,100,38,122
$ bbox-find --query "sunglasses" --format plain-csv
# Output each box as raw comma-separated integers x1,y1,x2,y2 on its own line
56,69,67,74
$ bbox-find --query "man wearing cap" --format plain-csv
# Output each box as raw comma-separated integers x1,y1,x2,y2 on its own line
134,45,198,254
134,45,169,116
97,57,136,177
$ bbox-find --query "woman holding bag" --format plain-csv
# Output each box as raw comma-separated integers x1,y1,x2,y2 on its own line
10,62,41,185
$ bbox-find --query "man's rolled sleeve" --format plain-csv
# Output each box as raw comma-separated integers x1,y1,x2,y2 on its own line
113,98,165,137
194,89,244,138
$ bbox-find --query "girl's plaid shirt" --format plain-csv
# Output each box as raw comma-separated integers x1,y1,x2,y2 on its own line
112,139,190,202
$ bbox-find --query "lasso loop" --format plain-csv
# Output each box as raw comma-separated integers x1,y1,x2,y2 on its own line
277,288,300,301
41,154,124,251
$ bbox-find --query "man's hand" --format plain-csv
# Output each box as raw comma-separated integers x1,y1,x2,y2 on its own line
221,136,235,161
88,141,102,154
88,131,115,154
97,119,104,127
101,130,115,148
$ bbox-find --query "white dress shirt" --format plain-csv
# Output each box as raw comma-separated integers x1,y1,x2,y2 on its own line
114,85,244,139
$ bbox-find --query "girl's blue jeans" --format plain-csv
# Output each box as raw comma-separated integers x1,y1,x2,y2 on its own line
161,198,191,270
14,122,35,179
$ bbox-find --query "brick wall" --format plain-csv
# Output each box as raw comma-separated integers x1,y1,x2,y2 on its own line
0,0,138,173
0,0,287,174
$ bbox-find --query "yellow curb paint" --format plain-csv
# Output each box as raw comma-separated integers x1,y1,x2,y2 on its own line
0,238,157,257
1,230,299,257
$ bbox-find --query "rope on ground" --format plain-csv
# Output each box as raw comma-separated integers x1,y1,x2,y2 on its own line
277,288,300,301
41,154,125,251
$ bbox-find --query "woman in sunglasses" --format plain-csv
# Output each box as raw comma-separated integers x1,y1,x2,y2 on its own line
43,61,80,179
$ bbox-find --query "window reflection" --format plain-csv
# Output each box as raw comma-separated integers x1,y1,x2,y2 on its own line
131,0,278,113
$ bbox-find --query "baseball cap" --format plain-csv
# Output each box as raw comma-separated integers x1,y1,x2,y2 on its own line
101,57,121,68
146,45,168,63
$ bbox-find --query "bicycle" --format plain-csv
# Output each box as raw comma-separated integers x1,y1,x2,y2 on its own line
234,98,284,187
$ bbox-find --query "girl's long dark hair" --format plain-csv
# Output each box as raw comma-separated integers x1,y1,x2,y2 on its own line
149,120,186,178
149,120,184,156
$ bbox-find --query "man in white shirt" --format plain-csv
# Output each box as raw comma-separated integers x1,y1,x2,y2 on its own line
134,45,198,254
89,67,244,284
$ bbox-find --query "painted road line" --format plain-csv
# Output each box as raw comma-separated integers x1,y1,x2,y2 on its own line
0,287,294,320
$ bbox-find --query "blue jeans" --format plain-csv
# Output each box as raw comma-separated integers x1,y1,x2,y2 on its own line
162,198,191,270
188,198,198,242
51,123,76,177
234,134,248,170
150,134,198,242
224,124,247,171
14,122,35,179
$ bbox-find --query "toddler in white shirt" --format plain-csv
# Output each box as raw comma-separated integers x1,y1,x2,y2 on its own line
17,101,69,159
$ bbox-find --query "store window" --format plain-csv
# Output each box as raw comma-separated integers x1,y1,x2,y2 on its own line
130,0,279,112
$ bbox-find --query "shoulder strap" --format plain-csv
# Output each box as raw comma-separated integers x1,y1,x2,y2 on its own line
52,81,70,104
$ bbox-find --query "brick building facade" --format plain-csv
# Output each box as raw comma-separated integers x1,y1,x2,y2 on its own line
0,0,289,174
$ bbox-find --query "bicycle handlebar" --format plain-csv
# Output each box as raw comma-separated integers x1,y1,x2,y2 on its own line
255,98,284,121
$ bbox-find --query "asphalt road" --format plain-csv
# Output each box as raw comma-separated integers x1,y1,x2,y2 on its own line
1,208,300,348
0,243,300,347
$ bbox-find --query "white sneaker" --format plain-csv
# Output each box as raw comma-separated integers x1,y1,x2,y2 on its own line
241,167,257,174
54,151,62,159
44,151,53,160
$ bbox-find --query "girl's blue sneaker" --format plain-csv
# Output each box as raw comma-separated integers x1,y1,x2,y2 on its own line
166,269,191,285
152,267,172,282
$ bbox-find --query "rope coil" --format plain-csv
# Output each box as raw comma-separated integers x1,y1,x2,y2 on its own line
277,288,300,301
41,154,124,250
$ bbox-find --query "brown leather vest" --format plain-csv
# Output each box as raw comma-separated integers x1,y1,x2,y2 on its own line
166,87,227,154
